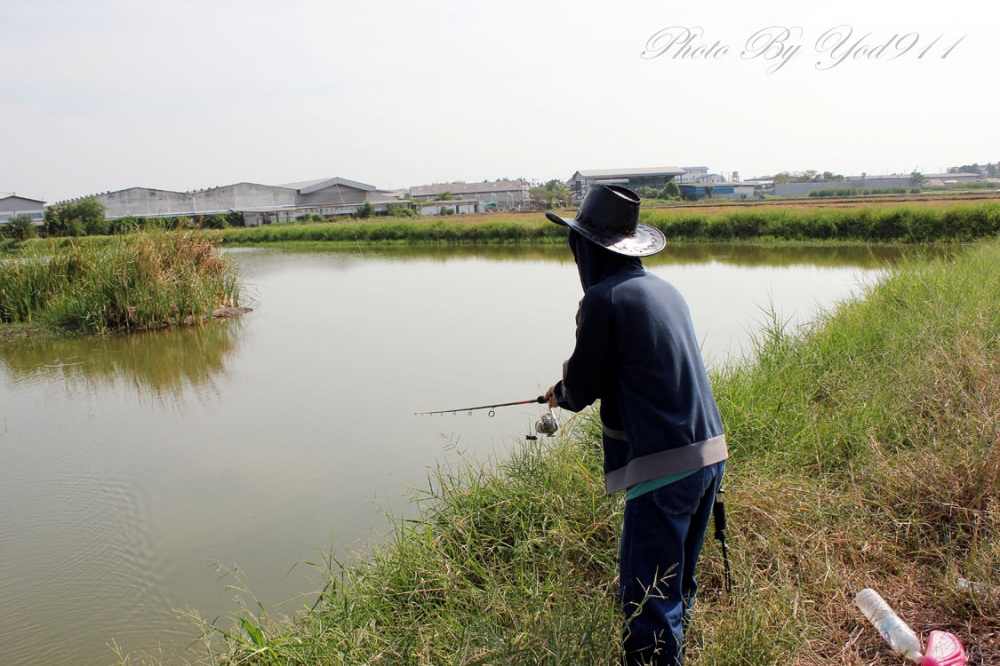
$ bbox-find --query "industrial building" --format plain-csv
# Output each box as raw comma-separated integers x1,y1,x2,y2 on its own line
0,195,46,226
241,178,405,226
415,199,482,216
408,180,530,209
679,183,756,200
567,167,686,196
677,167,709,183
61,177,406,226
773,172,982,197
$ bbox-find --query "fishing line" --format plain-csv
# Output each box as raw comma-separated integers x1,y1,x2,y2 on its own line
339,186,366,259
415,395,559,439
414,395,545,417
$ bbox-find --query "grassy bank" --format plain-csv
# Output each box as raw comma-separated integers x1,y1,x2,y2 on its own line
168,242,1000,665
203,214,567,246
195,200,1000,247
0,231,241,334
641,200,1000,242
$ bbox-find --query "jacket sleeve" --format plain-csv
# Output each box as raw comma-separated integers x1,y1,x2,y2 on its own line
553,288,614,412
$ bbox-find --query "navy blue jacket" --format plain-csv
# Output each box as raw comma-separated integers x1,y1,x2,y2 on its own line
553,232,727,494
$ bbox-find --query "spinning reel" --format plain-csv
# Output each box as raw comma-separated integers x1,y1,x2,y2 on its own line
414,395,560,441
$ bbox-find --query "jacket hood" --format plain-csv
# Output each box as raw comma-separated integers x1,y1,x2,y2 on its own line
568,229,644,292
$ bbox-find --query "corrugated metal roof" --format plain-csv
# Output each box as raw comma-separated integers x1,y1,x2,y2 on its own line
409,180,528,196
278,178,328,190
679,182,753,188
368,193,406,204
278,177,376,193
925,172,979,179
572,167,686,179
0,195,47,205
417,198,481,205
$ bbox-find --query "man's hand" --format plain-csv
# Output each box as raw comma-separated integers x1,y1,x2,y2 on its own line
544,385,558,408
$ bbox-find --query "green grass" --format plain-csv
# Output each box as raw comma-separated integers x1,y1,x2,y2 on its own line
204,216,568,246
126,242,1000,666
640,201,1000,242
0,231,242,333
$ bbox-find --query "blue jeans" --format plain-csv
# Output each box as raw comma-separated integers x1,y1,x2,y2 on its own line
619,461,725,666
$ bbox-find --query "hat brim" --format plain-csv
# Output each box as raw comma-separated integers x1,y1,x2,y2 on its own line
546,211,666,257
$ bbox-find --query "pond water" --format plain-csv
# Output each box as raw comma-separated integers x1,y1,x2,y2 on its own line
0,243,908,665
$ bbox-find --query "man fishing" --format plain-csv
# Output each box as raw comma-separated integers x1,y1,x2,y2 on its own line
543,184,727,666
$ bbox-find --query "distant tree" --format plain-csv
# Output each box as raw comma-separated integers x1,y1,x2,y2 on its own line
108,216,143,234
950,162,1000,177
704,185,714,199
45,197,106,236
910,170,926,187
67,218,85,237
357,202,375,218
385,204,416,217
663,181,681,198
2,214,37,240
950,164,981,175
772,170,847,184
436,191,455,201
84,214,109,235
529,179,573,208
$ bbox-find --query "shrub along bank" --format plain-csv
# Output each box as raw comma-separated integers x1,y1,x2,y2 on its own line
0,231,242,334
183,243,1000,665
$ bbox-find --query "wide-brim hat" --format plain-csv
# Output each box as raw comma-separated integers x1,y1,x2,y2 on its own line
545,184,666,257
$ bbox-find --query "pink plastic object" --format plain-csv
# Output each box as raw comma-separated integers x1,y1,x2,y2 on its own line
921,631,967,666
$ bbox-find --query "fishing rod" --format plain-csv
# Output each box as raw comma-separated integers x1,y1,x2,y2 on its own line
414,396,546,417
415,395,560,438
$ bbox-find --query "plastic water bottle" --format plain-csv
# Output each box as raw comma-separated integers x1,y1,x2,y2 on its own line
855,588,923,661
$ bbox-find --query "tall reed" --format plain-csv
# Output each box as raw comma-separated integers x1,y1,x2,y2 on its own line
0,231,241,333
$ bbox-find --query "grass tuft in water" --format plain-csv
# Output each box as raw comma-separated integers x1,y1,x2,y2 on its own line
0,230,241,333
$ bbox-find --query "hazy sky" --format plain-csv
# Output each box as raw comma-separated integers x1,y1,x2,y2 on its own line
2,0,997,202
